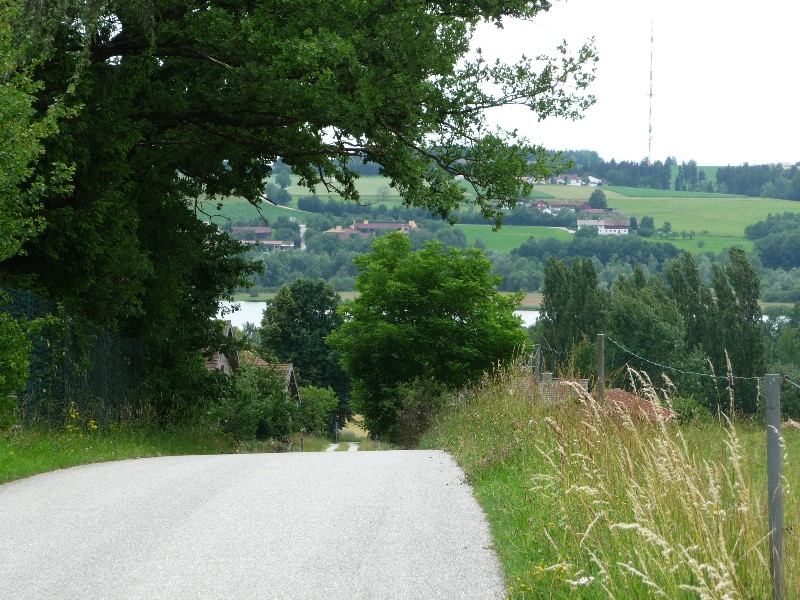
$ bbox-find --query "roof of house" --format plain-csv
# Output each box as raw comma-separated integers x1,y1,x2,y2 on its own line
238,351,300,401
351,220,418,231
232,226,272,235
324,225,359,235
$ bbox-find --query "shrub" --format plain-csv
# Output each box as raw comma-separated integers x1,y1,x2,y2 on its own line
669,396,713,423
213,364,297,441
298,386,338,436
393,378,448,448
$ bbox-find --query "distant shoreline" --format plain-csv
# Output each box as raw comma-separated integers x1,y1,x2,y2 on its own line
232,291,542,310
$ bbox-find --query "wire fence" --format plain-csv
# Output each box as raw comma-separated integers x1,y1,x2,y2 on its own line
531,335,800,414
1,287,145,425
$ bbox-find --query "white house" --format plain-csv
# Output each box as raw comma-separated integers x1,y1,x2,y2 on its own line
576,219,630,236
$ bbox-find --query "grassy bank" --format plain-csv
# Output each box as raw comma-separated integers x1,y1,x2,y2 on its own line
0,425,235,485
422,368,799,598
1,426,348,485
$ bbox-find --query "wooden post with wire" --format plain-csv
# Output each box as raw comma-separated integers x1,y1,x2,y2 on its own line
765,374,784,599
596,334,605,402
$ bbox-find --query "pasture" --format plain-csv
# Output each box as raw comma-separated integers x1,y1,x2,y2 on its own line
531,184,800,243
195,195,304,225
455,224,572,253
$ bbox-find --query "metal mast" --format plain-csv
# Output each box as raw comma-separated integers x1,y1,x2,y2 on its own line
648,20,654,163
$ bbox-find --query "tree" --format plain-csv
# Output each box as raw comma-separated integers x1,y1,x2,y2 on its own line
638,215,655,237
275,172,292,189
327,233,526,440
712,248,764,411
3,0,596,416
534,257,604,372
259,278,349,403
588,188,607,209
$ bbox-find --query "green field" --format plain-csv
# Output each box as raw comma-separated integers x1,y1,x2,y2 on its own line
195,195,305,226
532,184,800,242
606,185,745,199
455,224,572,253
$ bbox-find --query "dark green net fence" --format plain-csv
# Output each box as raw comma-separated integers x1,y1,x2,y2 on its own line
1,287,145,425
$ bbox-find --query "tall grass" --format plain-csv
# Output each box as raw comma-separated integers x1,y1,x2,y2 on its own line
423,366,799,598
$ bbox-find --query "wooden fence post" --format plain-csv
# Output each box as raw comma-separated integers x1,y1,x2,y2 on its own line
765,374,784,599
596,333,605,402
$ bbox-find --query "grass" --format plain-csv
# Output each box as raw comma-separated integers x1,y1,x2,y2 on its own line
194,194,303,226
422,366,799,598
456,224,573,253
606,186,746,199
0,425,235,485
1,423,349,485
198,178,800,258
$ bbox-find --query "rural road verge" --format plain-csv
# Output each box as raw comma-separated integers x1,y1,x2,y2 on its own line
0,450,505,599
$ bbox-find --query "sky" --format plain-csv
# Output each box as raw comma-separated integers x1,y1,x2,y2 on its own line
470,0,799,167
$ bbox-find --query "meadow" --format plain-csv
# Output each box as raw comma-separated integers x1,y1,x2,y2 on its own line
423,366,800,598
455,224,573,253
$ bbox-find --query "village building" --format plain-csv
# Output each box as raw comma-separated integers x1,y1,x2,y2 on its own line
238,350,301,405
576,219,631,236
324,220,418,240
231,226,272,240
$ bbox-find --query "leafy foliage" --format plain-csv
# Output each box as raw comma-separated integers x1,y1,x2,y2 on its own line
588,188,607,209
328,233,526,440
297,385,339,436
259,278,350,407
213,364,296,441
536,249,766,413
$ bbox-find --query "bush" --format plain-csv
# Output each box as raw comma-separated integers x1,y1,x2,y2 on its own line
670,396,713,423
298,386,338,436
393,378,448,448
0,310,31,430
212,364,297,441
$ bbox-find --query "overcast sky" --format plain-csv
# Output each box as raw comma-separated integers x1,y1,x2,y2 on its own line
471,0,798,167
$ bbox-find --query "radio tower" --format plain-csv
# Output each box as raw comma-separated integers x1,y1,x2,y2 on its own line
648,21,654,163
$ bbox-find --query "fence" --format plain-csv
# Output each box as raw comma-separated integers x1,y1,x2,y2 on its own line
1,287,145,425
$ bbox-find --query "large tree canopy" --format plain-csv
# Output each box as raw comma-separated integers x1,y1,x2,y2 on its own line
13,0,597,225
2,0,595,412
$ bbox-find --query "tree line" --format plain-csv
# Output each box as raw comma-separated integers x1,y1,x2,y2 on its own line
533,249,766,414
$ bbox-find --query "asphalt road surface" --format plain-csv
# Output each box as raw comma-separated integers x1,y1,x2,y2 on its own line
0,450,505,599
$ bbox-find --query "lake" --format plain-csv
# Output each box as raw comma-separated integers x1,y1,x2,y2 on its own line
218,301,540,329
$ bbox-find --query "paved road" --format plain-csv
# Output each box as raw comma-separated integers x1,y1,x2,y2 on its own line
0,451,505,599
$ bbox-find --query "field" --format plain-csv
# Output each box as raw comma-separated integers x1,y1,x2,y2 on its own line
455,224,572,253
195,195,301,226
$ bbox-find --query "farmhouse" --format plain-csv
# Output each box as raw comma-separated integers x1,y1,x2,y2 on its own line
324,220,419,239
576,219,631,236
232,226,272,240
351,220,418,235
204,320,238,375
549,200,587,212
